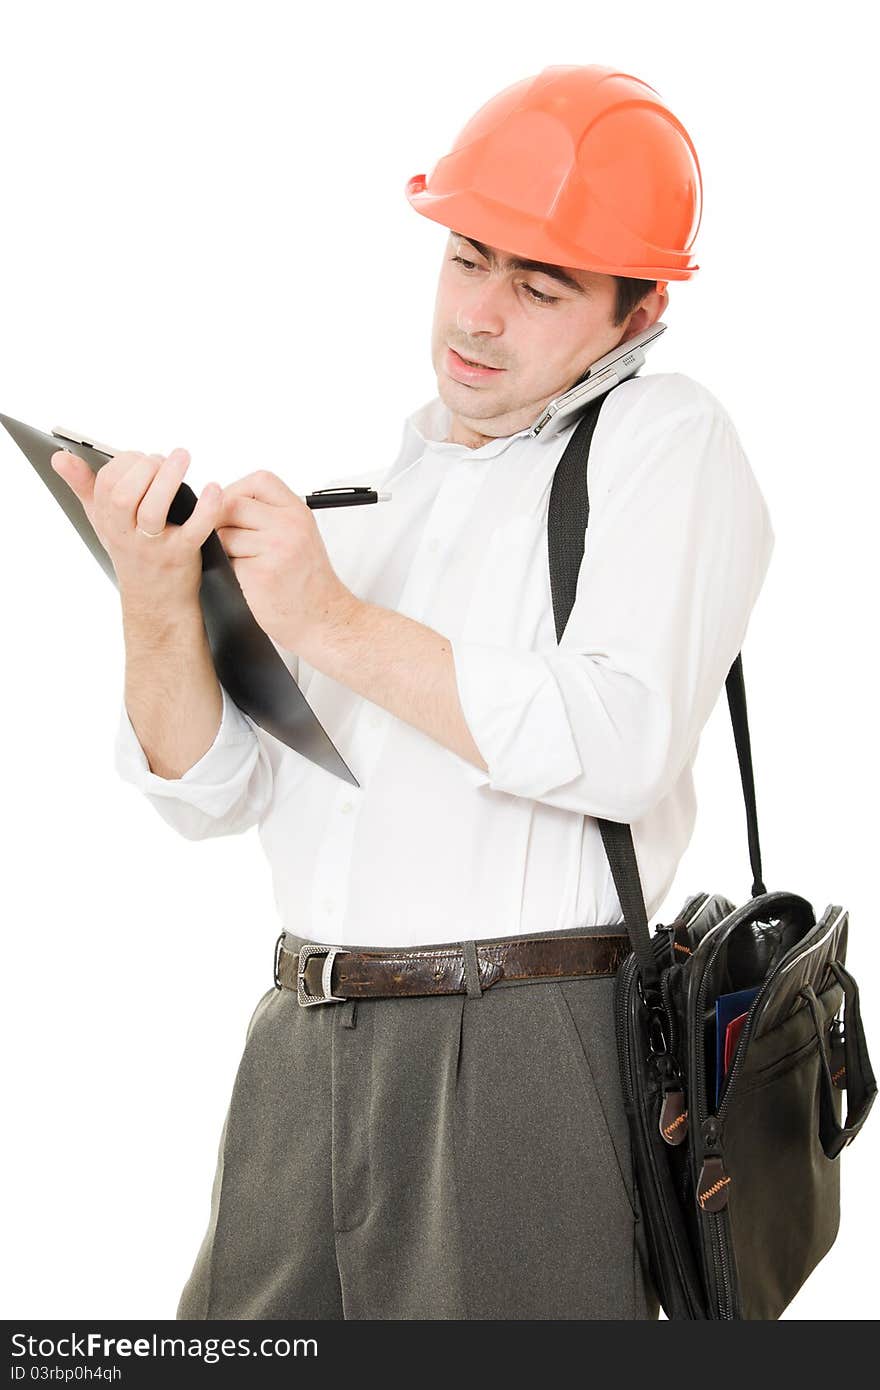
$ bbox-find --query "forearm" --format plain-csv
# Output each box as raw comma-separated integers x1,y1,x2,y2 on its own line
299,594,489,772
120,588,223,780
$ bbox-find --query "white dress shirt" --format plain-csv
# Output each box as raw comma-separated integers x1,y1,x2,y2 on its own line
114,372,775,947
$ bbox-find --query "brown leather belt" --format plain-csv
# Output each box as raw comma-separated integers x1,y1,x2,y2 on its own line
274,932,632,1007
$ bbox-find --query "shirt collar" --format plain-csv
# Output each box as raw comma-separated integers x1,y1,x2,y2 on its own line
377,392,578,489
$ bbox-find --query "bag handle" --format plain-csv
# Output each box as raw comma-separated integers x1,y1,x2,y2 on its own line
547,390,767,997
799,961,877,1158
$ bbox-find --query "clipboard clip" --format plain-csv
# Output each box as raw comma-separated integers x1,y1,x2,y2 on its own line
50,425,120,459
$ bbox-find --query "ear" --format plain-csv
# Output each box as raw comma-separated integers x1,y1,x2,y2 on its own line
623,290,668,339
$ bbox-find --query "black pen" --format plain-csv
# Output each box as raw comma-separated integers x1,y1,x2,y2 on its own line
304,486,391,509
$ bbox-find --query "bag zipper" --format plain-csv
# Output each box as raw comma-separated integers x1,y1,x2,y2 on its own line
614,951,704,1317
658,884,721,1060
652,896,718,1144
691,903,846,1318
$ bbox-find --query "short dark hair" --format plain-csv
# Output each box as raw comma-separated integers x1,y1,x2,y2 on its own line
611,275,658,326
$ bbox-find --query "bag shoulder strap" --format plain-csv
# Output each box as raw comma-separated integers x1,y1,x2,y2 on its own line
547,389,766,992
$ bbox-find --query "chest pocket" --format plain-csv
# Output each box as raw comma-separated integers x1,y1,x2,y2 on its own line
460,513,552,650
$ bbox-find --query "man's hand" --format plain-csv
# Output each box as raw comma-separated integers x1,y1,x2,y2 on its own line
216,470,355,652
49,446,222,605
218,470,487,773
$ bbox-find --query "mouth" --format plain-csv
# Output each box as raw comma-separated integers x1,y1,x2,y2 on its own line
455,349,492,367
446,345,505,380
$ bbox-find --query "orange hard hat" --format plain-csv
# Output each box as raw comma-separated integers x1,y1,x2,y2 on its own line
405,64,703,296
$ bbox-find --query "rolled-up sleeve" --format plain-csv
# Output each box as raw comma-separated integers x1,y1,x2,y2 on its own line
114,682,274,840
450,380,775,822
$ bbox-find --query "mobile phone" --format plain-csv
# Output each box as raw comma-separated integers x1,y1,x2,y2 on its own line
528,322,667,437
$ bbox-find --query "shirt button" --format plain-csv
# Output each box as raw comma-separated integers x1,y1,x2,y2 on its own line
340,800,353,814
323,897,335,913
427,537,441,553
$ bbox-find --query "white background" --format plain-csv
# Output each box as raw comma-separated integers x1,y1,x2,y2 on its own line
2,0,877,1321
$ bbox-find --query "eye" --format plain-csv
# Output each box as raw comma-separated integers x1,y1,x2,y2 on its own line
523,284,558,305
450,255,558,304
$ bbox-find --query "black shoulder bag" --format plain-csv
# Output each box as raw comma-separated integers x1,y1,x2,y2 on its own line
546,388,877,1320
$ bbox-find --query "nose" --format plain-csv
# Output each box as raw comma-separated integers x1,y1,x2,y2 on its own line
455,276,507,337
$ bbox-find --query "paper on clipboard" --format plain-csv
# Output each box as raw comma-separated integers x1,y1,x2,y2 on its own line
0,411,358,787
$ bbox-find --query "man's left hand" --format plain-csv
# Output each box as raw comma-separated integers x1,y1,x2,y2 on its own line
216,470,354,652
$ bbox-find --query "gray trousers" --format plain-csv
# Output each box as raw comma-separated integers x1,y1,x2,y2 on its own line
176,923,661,1321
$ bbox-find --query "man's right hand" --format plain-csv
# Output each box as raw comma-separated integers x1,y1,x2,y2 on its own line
50,446,223,604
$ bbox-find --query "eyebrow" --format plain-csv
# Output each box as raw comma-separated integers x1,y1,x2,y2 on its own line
451,233,589,296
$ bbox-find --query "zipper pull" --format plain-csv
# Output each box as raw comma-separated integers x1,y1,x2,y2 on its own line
656,1052,688,1145
829,1017,847,1089
659,1082,688,1145
697,1117,731,1212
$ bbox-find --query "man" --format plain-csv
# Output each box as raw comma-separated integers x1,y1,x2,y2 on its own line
50,65,774,1320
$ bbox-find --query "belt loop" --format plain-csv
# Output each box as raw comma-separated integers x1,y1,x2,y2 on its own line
273,931,285,990
462,939,483,999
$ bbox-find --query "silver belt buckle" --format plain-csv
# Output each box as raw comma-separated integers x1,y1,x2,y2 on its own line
297,943,349,1007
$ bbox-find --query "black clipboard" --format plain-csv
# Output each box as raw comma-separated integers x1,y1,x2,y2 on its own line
0,412,358,787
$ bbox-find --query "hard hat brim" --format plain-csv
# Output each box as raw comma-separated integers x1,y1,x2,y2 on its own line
406,174,698,283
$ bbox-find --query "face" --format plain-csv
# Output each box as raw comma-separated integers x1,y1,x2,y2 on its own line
430,231,668,448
